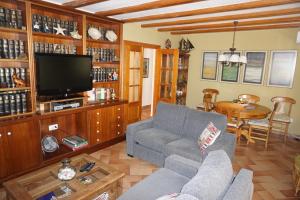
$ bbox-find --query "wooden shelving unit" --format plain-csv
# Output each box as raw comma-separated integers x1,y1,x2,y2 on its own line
0,0,123,119
176,53,190,105
0,0,125,184
0,0,33,119
87,16,121,98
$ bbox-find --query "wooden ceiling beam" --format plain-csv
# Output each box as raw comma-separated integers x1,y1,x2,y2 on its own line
170,23,300,34
142,7,300,28
124,0,300,23
63,0,108,8
96,0,200,16
158,16,300,31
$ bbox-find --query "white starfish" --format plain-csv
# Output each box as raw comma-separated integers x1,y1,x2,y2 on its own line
53,24,66,36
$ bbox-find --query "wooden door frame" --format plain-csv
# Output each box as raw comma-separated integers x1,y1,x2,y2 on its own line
153,49,179,113
122,40,160,118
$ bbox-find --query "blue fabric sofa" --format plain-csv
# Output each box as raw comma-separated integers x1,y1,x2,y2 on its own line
126,102,236,166
118,150,253,200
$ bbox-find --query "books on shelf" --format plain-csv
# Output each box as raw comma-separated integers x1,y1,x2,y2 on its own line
62,135,88,151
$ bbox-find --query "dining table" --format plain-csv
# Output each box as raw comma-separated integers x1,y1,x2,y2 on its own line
214,101,271,143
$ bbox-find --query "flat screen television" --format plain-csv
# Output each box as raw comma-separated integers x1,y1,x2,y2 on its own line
35,53,93,96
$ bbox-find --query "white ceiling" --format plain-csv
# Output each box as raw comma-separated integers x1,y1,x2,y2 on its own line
142,3,300,25
41,0,300,33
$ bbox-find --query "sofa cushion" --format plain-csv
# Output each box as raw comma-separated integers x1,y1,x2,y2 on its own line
165,138,202,162
135,128,181,153
181,150,233,200
175,194,199,200
153,102,188,136
117,168,190,200
182,109,227,140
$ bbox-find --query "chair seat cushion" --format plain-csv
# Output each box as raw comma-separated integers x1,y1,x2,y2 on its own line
248,119,270,127
135,128,181,153
273,114,293,123
165,138,202,162
227,121,243,128
117,168,190,200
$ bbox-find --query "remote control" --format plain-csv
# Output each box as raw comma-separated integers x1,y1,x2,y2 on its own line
80,162,91,172
85,162,95,172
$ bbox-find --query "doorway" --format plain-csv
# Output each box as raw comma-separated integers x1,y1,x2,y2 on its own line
123,41,160,124
142,48,156,119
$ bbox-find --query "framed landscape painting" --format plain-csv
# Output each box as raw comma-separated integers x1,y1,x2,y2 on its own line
201,52,219,80
267,50,297,88
243,51,266,85
220,52,240,82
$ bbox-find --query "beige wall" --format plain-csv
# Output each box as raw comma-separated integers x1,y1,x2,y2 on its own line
184,28,300,136
123,23,179,48
122,23,300,136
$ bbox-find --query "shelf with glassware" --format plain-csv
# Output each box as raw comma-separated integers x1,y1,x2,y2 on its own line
86,16,121,103
176,53,190,105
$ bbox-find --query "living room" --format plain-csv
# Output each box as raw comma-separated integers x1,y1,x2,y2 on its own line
0,0,300,200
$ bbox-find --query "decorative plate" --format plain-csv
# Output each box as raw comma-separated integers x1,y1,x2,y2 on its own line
41,135,59,153
105,30,118,42
88,27,102,40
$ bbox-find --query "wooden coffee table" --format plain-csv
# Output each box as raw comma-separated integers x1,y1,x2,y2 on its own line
3,154,125,200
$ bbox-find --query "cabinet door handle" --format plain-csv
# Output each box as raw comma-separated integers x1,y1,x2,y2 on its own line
0,133,2,137
7,132,12,136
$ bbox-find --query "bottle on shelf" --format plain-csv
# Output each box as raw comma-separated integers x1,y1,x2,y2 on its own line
87,47,117,62
92,67,118,82
0,38,26,59
0,66,27,88
0,7,24,30
0,91,28,116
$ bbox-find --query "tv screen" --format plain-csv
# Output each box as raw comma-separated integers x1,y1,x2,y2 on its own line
35,53,92,96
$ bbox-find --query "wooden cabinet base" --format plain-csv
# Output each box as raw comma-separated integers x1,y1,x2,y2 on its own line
0,100,128,185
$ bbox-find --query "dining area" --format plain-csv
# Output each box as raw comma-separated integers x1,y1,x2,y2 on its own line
197,88,296,149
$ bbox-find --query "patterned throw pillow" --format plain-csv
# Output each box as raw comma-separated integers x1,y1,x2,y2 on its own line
197,122,221,153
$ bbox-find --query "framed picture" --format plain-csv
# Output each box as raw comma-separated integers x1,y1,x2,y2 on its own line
220,52,241,82
201,52,219,80
143,58,149,78
267,50,297,88
243,51,266,85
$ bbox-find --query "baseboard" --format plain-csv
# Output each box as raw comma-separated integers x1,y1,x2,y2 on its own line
271,131,300,140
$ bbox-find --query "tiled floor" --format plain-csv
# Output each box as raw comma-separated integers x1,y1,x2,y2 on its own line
1,138,299,200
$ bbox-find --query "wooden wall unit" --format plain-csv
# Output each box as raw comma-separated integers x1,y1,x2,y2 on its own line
176,53,190,105
0,118,41,180
0,0,127,184
0,0,123,120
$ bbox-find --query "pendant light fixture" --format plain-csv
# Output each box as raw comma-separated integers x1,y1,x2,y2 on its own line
218,21,247,66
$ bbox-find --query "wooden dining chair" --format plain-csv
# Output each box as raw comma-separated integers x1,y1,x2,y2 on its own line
215,102,244,142
197,88,219,112
247,102,279,149
238,94,260,104
271,96,296,143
